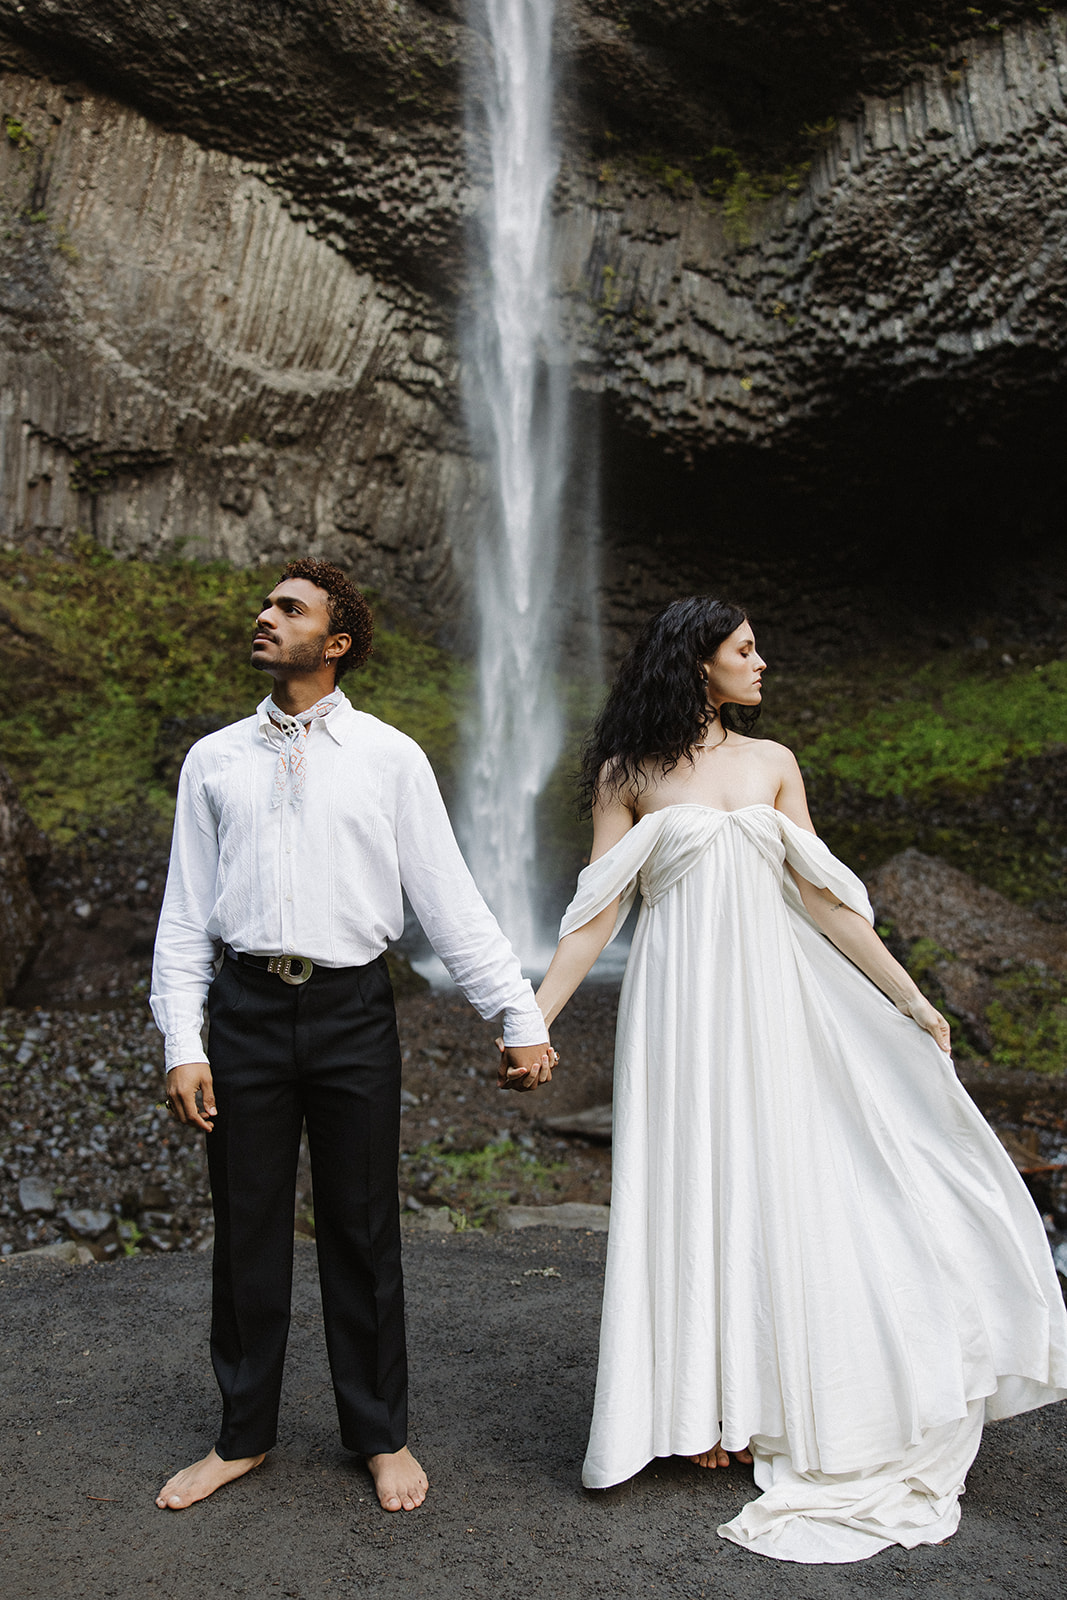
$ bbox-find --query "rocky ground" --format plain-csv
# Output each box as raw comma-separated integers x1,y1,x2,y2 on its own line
0,978,624,1259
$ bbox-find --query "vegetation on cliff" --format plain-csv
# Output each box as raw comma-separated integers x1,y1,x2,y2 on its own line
0,544,462,839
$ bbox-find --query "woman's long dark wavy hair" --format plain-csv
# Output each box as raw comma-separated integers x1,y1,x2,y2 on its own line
577,596,759,817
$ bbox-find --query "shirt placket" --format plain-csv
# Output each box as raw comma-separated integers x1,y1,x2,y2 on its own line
279,729,296,952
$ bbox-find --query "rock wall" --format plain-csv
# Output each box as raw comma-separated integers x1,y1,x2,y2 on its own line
562,17,1067,454
0,3,1065,625
0,68,470,612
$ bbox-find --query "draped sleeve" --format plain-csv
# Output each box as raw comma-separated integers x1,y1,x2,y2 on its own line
776,812,874,924
558,812,669,944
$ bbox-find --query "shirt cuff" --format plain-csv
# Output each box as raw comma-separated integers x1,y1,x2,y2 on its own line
501,1002,549,1049
164,1032,210,1074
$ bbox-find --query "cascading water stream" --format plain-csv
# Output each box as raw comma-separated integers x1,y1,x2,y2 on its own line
459,0,570,966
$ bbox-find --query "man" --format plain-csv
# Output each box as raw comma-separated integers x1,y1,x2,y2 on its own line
151,559,552,1513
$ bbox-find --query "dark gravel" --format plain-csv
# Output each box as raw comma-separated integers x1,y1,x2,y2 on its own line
0,981,620,1258
1,1233,1065,1600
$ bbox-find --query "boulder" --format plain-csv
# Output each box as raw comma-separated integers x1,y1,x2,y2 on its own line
866,849,1067,975
866,848,1067,1058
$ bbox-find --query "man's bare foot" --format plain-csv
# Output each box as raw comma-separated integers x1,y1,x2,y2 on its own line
687,1444,754,1469
155,1447,266,1510
366,1446,428,1512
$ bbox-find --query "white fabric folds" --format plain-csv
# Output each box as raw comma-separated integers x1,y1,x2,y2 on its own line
562,804,1067,1563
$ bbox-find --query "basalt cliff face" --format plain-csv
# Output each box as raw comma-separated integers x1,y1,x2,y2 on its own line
0,2,1065,628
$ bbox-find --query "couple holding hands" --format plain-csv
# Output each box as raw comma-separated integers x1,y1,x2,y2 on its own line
151,561,1066,1564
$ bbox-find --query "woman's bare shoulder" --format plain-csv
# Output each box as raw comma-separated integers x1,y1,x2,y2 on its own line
740,735,800,770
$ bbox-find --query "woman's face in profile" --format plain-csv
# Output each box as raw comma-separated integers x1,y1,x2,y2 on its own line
703,622,766,710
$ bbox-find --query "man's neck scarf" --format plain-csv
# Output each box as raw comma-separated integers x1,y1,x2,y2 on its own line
268,688,342,809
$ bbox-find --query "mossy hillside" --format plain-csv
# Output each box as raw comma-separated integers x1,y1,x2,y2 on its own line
757,649,1067,910
788,658,1067,799
0,545,464,840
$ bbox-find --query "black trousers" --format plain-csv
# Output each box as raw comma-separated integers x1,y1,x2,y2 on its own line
205,953,407,1460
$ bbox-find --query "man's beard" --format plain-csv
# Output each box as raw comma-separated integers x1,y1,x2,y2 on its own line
251,632,329,676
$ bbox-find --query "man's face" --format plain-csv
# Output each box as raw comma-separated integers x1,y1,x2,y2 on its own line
251,579,333,677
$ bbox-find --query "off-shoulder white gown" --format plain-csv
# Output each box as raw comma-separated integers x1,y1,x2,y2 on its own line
560,804,1067,1563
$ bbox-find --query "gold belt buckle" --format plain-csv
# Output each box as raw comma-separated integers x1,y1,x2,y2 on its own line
267,955,314,986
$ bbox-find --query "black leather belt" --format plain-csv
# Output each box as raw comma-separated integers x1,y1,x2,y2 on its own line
226,949,315,987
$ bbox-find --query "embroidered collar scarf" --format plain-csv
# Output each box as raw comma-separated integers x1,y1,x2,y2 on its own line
268,688,342,809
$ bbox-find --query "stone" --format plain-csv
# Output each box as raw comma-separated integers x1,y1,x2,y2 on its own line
401,1206,455,1234
19,1239,95,1266
498,1202,610,1232
17,1176,55,1215
544,1104,614,1143
59,1207,114,1240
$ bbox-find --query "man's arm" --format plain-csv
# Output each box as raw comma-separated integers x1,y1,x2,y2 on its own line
150,750,224,1131
394,752,551,1079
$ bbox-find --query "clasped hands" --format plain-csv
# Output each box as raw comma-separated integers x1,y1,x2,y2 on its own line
496,1039,557,1093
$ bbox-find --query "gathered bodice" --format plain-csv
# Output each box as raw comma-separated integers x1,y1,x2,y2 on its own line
559,803,873,943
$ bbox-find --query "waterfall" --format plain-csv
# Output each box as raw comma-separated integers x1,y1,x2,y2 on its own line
459,0,570,966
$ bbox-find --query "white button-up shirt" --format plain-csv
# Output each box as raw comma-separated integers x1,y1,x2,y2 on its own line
150,693,546,1070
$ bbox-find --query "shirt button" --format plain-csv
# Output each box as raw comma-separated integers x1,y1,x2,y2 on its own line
285,893,292,901
286,846,292,854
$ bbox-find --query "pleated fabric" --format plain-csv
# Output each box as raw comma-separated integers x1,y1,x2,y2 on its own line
560,804,1067,1563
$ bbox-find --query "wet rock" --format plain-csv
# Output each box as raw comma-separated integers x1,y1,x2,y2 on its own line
498,1203,611,1232
59,1207,114,1240
17,1175,55,1214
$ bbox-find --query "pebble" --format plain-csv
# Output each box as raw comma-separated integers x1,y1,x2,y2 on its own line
60,1207,115,1239
18,1175,55,1214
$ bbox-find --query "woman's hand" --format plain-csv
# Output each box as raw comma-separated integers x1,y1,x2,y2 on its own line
895,991,952,1053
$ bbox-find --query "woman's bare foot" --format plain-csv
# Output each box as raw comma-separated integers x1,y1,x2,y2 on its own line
367,1446,428,1511
687,1443,754,1469
155,1447,266,1510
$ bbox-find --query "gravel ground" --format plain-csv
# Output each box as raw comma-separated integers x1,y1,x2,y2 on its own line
0,979,621,1258
5,979,1067,1259
1,1233,1065,1600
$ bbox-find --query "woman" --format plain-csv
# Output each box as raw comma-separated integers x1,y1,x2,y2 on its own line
530,597,1067,1564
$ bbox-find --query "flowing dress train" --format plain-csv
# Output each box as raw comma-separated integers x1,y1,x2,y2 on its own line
560,804,1067,1563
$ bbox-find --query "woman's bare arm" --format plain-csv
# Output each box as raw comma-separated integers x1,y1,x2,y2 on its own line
774,746,951,1050
787,871,950,1050
533,784,634,1030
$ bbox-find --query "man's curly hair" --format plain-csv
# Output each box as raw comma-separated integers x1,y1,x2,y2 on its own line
281,559,373,677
